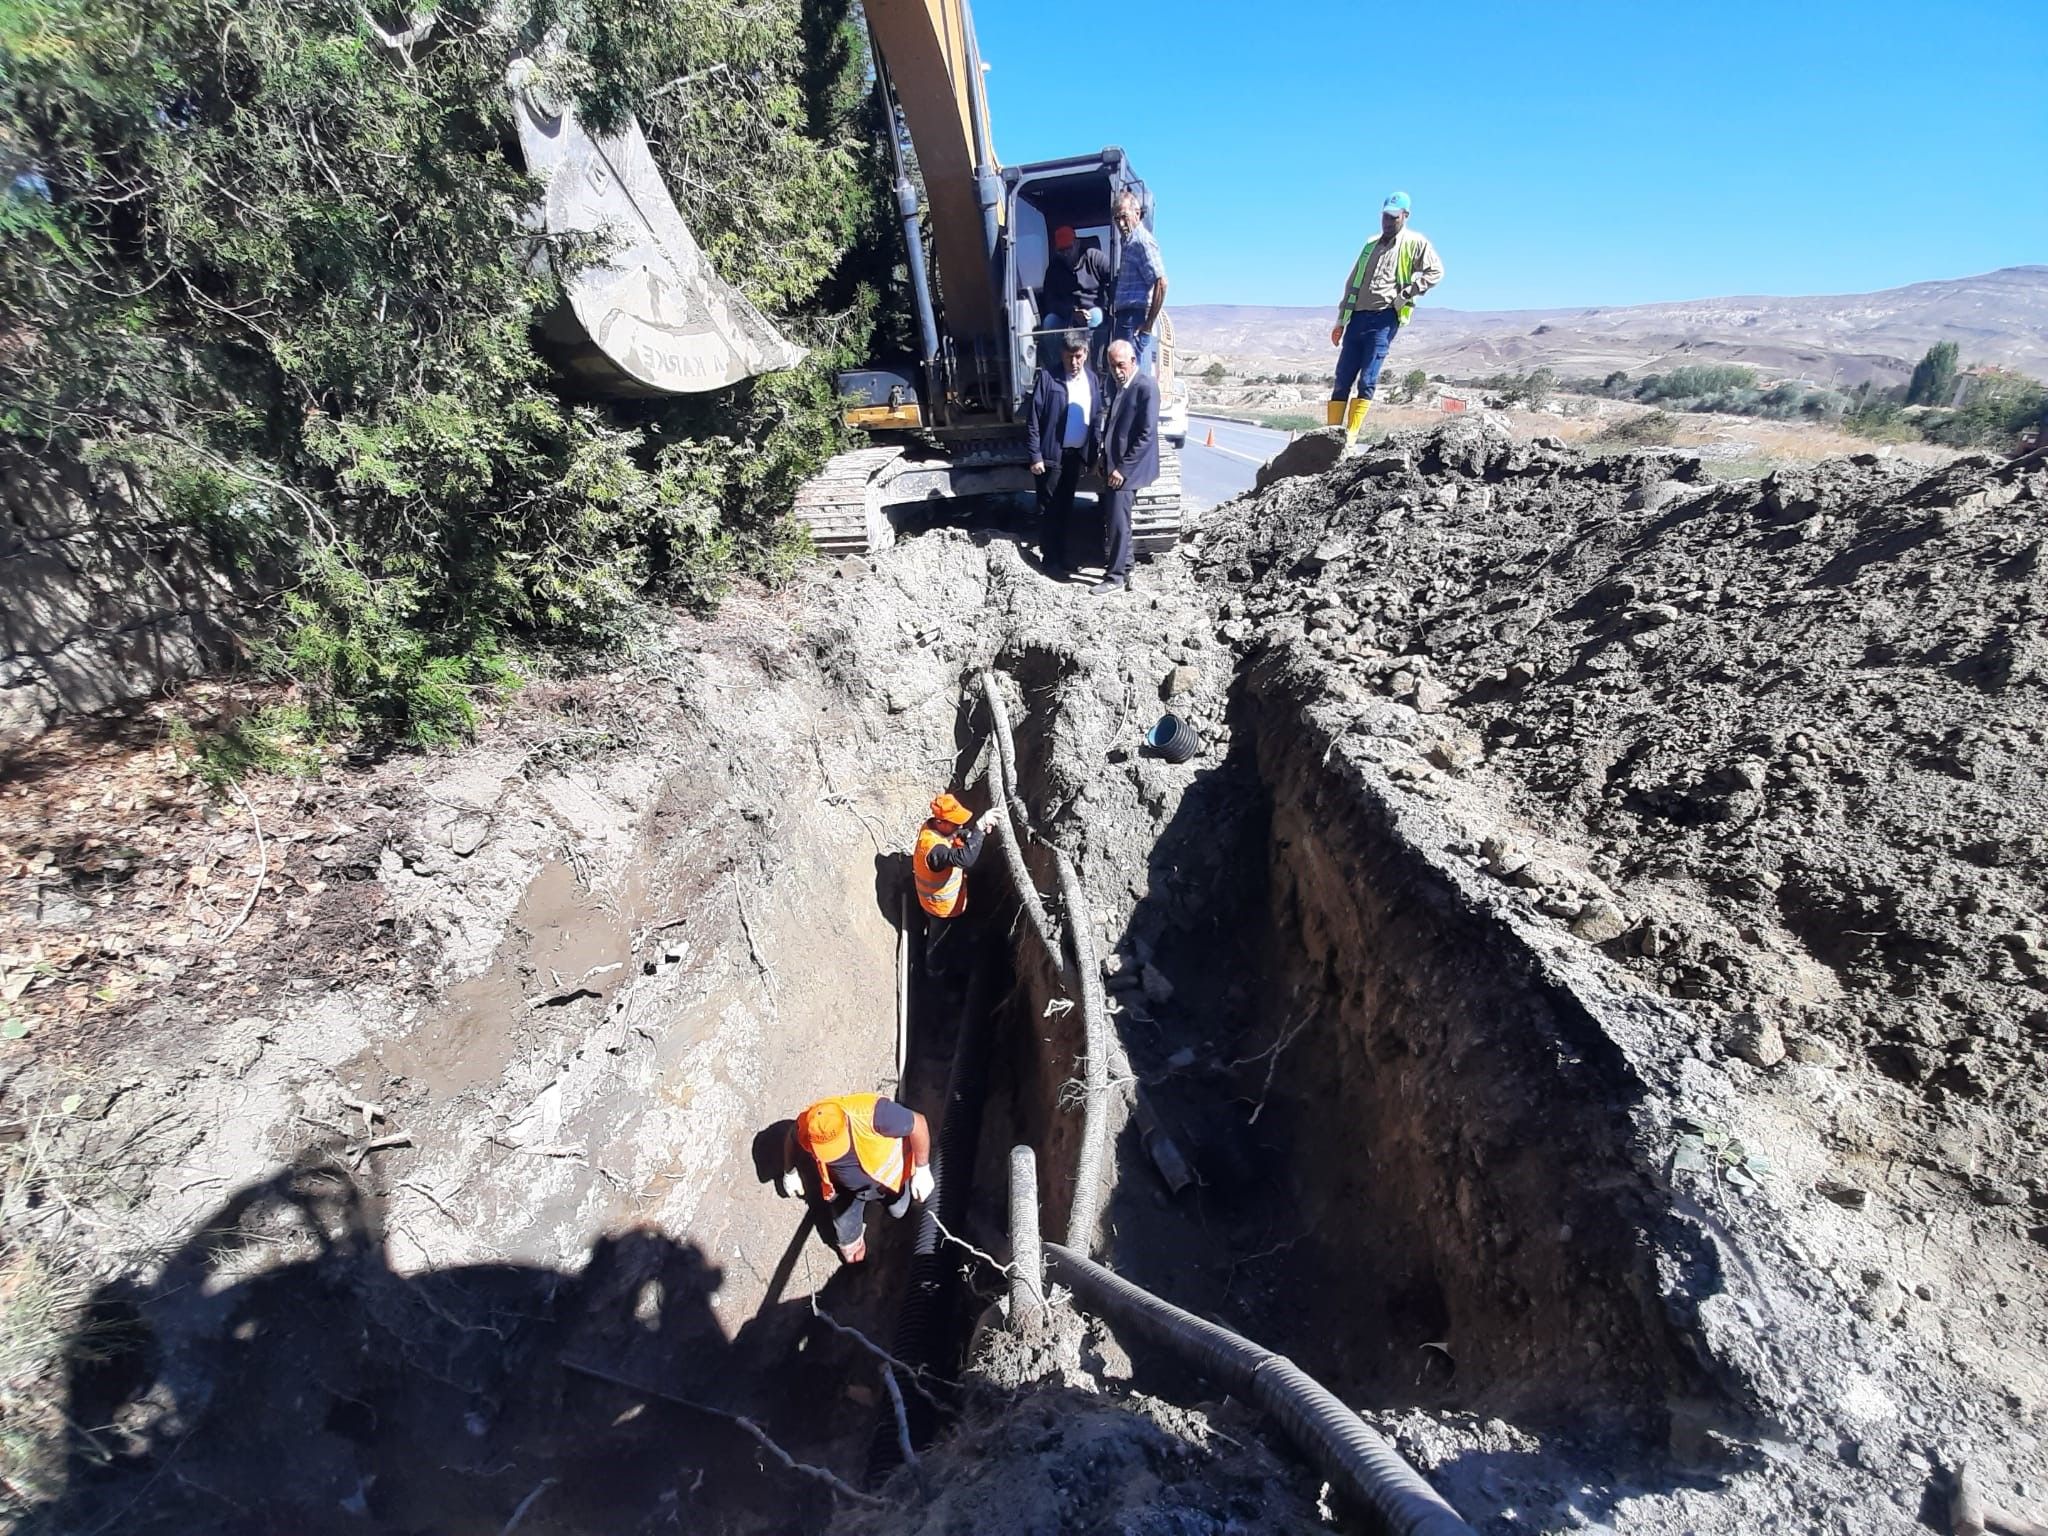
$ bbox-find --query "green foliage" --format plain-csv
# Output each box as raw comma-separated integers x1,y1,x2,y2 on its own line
168,703,322,789
1399,368,1428,403
1256,413,1321,432
1201,361,1227,383
1924,367,2046,448
1593,409,1680,446
1635,364,1758,402
1466,368,1557,408
0,0,892,744
1905,340,1959,407
1672,1120,1771,1193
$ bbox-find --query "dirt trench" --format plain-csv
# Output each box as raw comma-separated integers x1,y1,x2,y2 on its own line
12,438,2028,1534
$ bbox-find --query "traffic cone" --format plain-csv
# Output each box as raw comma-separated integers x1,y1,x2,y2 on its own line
1203,427,1215,448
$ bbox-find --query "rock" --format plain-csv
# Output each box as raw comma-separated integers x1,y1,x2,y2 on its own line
1307,608,1348,635
1783,1034,1844,1068
1140,964,1174,1007
449,817,490,857
1510,860,1563,891
835,556,871,579
1160,664,1198,700
1570,899,1631,944
1632,603,1682,627
1504,660,1538,688
1727,758,1769,792
1724,1012,1785,1068
1412,677,1449,714
2002,930,2047,977
1385,669,1419,699
1817,1181,1869,1210
1426,731,1482,772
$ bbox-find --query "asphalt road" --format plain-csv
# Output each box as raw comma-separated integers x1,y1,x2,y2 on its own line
1179,416,1294,512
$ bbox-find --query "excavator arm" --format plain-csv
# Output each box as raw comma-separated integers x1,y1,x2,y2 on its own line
864,0,1004,348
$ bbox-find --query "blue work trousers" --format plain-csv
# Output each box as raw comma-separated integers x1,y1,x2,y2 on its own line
1111,307,1159,378
1332,306,1401,403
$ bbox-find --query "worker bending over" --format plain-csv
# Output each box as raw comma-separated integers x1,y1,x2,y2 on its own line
779,1094,934,1263
1328,191,1443,450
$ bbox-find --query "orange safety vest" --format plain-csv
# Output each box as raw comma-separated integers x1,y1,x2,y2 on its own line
796,1094,907,1200
913,823,966,919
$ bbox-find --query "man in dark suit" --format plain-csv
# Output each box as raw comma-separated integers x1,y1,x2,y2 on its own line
1095,338,1158,595
1027,330,1106,580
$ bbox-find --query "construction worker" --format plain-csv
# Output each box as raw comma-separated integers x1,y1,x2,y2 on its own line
1109,190,1168,379
1095,339,1158,596
1328,191,1444,450
914,792,994,965
1042,226,1110,332
778,1094,934,1263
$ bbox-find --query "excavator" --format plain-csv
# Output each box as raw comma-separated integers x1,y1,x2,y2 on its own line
794,0,1183,557
498,1,1183,562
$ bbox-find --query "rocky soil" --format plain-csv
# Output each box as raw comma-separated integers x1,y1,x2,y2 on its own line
4,422,2045,1535
1194,420,2048,1526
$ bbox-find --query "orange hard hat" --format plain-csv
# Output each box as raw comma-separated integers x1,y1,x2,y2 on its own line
800,1100,848,1149
930,793,971,826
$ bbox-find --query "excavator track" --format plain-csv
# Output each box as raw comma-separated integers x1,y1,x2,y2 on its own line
794,444,1183,560
792,445,910,558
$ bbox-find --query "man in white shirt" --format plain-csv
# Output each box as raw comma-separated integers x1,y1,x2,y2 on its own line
1028,331,1107,579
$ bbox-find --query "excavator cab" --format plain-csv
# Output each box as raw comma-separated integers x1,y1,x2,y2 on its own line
1002,152,1148,387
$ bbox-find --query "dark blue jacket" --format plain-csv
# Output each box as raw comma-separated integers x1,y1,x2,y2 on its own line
1101,370,1159,491
1028,365,1107,468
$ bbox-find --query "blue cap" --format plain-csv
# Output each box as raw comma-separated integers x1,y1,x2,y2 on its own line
1382,191,1412,214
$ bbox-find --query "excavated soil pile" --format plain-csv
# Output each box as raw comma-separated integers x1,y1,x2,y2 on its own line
1188,420,2048,1523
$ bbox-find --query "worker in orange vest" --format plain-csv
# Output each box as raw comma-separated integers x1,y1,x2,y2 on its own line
777,1093,934,1262
913,792,994,966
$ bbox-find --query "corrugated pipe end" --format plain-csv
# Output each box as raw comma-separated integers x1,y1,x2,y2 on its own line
1045,1243,1476,1536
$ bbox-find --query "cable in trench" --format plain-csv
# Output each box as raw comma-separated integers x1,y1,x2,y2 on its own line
865,945,998,1482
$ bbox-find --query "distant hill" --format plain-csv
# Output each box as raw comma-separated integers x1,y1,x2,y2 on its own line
1171,266,2048,388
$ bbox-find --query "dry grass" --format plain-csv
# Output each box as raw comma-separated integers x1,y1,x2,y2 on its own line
0,1124,103,1516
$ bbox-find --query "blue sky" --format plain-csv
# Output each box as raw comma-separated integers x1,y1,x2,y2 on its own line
974,0,2048,311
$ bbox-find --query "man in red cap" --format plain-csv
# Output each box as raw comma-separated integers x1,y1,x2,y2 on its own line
778,1094,934,1263
1041,225,1110,334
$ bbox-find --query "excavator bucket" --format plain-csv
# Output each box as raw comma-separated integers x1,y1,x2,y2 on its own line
507,58,805,395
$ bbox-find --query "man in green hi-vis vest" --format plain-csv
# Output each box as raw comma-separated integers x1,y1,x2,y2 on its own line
1328,191,1444,451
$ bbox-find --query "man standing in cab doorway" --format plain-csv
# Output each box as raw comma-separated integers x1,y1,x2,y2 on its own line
1329,191,1443,451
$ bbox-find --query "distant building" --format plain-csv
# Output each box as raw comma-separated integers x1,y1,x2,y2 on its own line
1440,396,1467,413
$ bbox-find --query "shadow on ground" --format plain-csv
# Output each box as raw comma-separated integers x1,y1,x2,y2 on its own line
30,1157,890,1535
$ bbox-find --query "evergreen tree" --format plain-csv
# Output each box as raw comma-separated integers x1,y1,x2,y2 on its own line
1906,341,1960,407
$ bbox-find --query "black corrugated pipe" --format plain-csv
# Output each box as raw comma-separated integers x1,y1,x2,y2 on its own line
866,949,997,1482
1044,1244,1478,1536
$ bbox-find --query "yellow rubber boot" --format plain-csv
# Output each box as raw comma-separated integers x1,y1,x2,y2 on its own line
1343,396,1371,450
1324,399,1345,428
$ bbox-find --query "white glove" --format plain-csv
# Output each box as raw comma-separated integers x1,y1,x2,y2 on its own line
976,810,999,832
909,1164,936,1204
777,1168,802,1199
